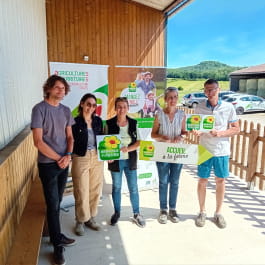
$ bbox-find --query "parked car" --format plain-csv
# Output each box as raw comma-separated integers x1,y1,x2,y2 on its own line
219,91,236,100
224,94,265,115
181,92,207,108
182,91,236,108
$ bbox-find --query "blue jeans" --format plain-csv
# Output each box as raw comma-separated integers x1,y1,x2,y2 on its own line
38,162,68,247
110,159,140,214
156,162,183,210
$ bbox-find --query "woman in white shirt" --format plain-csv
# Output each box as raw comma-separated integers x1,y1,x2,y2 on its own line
151,87,187,224
105,97,146,228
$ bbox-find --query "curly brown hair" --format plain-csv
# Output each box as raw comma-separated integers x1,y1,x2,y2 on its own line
43,75,70,98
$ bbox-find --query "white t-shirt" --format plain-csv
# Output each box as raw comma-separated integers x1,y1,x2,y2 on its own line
195,99,238,156
119,124,140,160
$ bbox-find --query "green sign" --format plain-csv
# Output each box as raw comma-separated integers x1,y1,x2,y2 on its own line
97,135,121,161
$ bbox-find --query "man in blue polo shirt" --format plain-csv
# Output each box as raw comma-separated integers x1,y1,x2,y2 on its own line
193,79,240,229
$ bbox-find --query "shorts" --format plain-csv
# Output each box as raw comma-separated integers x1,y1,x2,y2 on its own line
198,156,229,179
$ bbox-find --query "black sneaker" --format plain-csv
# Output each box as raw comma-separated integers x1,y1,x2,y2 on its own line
168,210,180,223
53,246,66,265
133,214,146,228
110,212,120,226
158,210,168,224
60,234,76,247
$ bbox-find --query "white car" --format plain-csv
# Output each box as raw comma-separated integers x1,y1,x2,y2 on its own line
224,94,265,115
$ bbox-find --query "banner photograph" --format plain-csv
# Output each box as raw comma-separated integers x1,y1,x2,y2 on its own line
114,66,167,128
114,66,167,192
49,62,109,120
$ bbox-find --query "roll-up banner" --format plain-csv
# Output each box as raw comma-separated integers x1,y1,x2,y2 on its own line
49,62,109,120
49,62,109,208
114,66,167,192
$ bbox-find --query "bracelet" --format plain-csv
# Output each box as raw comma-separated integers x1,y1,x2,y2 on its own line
65,152,72,155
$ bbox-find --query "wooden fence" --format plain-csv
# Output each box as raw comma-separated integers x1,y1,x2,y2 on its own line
230,120,265,190
179,106,265,191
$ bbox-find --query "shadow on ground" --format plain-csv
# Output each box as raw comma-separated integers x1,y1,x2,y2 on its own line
184,164,265,235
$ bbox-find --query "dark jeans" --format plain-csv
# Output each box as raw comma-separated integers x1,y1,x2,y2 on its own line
38,162,68,247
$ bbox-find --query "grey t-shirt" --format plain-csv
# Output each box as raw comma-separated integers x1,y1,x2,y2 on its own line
31,100,75,163
87,128,96,150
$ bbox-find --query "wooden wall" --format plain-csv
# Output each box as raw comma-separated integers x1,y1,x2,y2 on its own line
46,0,166,115
0,127,38,264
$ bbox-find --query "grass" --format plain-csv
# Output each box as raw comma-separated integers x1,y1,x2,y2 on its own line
166,78,230,100
153,78,230,108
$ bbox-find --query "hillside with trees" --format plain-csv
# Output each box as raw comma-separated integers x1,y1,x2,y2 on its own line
167,61,244,81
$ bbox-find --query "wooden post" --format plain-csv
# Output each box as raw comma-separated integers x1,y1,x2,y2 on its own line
246,126,259,189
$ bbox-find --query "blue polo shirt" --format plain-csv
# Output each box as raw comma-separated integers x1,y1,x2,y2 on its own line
195,99,238,156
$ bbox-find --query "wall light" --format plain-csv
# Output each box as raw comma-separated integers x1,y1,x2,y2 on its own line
83,55,89,61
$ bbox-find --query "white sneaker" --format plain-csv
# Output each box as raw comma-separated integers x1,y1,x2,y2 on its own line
214,213,226,229
195,212,206,227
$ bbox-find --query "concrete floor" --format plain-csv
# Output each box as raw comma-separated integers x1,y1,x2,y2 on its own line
38,164,265,265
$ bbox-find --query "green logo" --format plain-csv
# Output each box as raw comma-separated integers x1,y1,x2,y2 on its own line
128,82,137,92
186,115,201,131
98,136,121,160
203,116,214,130
142,144,155,157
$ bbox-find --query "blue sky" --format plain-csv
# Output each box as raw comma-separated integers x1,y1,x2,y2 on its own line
167,0,265,68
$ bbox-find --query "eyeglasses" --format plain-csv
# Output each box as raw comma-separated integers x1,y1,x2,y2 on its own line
86,103,97,108
204,87,218,93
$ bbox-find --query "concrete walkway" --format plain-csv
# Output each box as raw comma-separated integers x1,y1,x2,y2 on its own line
38,164,265,265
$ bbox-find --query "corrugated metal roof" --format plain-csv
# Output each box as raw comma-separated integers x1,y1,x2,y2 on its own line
230,63,265,75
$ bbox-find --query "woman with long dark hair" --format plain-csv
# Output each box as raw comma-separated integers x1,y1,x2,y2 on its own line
71,93,104,235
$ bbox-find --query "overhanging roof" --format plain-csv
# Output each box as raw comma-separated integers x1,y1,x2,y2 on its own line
230,63,265,76
129,0,194,16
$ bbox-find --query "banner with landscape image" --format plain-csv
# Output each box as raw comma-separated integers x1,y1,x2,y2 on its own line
115,66,167,191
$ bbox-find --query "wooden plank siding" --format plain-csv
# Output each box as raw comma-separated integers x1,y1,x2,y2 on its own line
46,0,166,117
46,0,166,65
0,127,39,265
